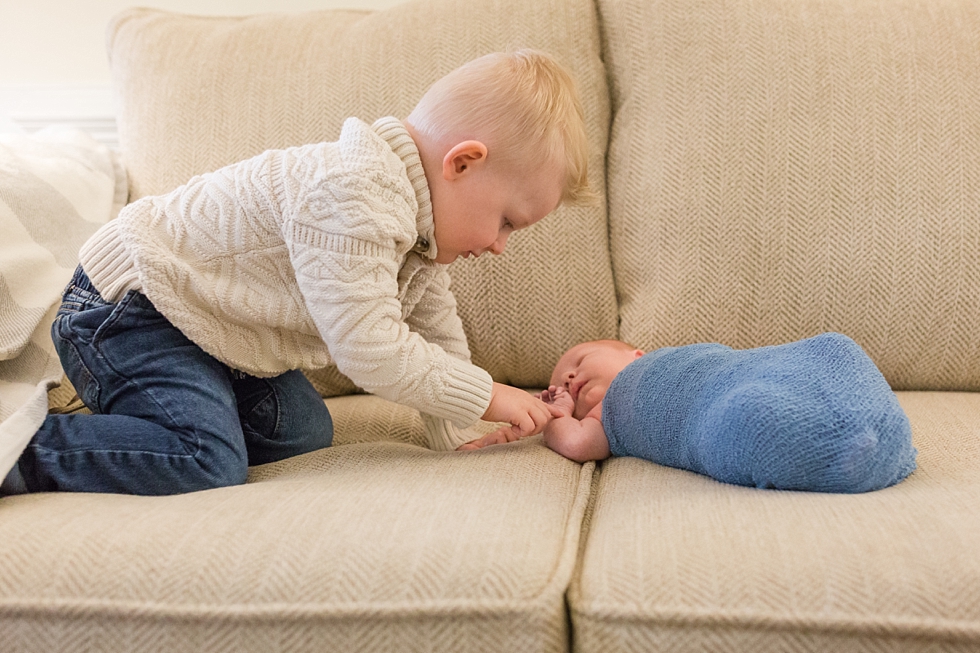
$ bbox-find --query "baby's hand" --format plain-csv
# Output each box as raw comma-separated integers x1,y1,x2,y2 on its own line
537,385,575,418
481,382,564,439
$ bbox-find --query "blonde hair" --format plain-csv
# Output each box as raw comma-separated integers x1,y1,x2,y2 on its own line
406,50,597,206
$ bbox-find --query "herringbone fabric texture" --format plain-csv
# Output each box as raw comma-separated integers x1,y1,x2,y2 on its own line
0,396,594,653
322,393,504,448
0,128,126,484
600,0,980,390
570,391,980,652
107,0,616,391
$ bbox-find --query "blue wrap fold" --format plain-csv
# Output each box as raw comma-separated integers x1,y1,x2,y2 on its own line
601,333,917,493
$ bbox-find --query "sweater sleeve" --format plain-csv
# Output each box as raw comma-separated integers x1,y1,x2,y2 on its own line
283,175,492,439
404,266,473,363
405,266,486,450
420,414,474,452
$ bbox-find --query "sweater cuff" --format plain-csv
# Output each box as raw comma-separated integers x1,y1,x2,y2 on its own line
421,414,473,452
78,219,141,302
432,358,494,429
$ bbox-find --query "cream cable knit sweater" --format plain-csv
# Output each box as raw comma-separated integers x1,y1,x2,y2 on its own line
78,117,493,451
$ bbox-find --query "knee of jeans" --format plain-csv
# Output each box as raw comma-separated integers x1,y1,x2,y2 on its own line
187,456,248,492
187,434,249,491
212,462,249,489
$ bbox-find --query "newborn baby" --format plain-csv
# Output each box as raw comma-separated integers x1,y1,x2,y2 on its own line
470,333,918,493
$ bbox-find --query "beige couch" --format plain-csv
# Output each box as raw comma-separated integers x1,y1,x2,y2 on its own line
3,0,980,650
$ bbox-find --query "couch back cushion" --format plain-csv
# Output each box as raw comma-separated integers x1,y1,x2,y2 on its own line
600,0,980,390
107,0,616,391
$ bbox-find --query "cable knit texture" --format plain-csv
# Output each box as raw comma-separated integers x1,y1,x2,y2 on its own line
80,117,491,451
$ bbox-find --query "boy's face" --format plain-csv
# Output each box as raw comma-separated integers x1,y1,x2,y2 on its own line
428,148,563,265
550,341,644,419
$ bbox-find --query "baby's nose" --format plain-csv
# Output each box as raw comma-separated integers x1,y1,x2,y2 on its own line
489,233,509,255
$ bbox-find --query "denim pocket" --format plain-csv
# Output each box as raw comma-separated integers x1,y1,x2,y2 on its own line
51,314,102,413
90,290,165,350
91,290,140,346
235,377,280,438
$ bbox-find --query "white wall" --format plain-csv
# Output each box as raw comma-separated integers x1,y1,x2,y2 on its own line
0,0,406,139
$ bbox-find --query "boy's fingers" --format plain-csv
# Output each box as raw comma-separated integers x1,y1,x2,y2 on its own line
490,425,514,441
526,405,554,436
486,427,510,443
464,428,514,450
534,408,552,429
515,414,536,438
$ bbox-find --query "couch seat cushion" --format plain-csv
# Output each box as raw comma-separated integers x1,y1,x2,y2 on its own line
570,391,980,652
0,396,593,653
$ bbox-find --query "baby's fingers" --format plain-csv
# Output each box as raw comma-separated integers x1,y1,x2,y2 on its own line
545,403,566,419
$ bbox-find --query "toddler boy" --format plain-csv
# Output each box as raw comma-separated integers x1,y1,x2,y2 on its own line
2,50,590,496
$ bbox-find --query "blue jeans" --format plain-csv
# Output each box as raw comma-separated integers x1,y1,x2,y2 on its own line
17,266,333,495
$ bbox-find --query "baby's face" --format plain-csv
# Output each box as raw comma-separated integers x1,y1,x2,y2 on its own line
550,341,644,419
428,157,563,264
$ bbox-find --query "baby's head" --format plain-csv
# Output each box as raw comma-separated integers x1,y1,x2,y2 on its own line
551,340,644,419
405,50,596,264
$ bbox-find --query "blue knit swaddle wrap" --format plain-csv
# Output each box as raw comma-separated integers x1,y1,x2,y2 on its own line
601,333,917,493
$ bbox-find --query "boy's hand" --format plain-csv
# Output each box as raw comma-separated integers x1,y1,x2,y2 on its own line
481,382,564,439
456,383,566,452
456,426,522,451
537,385,575,418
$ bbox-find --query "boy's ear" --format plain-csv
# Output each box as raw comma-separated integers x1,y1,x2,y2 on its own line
442,140,488,180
